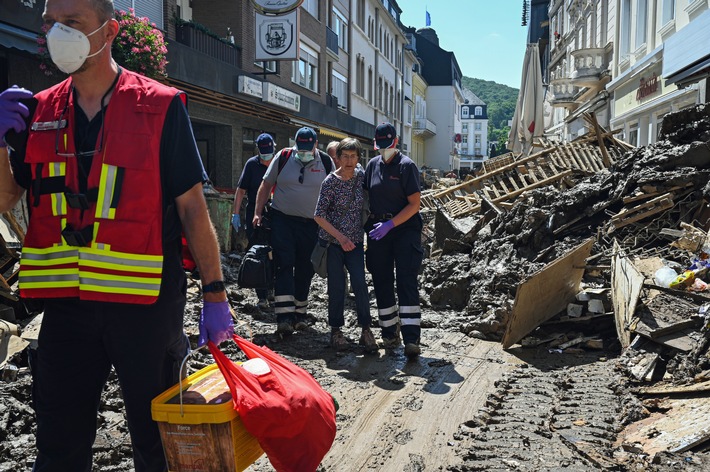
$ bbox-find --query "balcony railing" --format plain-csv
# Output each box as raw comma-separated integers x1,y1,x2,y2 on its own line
413,118,437,138
570,47,608,87
326,26,339,61
550,81,580,108
175,22,240,66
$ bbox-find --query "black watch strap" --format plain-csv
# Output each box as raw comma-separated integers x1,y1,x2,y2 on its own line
202,280,226,293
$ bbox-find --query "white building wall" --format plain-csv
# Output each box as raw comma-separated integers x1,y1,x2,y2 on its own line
349,0,378,125
425,86,459,171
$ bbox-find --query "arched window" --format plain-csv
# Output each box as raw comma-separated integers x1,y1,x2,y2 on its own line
475,106,483,116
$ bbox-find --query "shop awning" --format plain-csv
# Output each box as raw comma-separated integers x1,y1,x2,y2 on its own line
662,9,710,87
0,22,37,53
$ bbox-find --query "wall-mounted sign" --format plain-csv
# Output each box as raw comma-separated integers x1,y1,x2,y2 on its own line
238,76,263,99
636,73,659,101
263,83,300,112
251,0,303,14
255,10,299,61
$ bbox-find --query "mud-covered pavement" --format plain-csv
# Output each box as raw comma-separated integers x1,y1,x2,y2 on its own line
2,266,707,471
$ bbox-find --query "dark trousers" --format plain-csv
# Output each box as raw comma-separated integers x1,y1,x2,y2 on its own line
270,210,318,324
365,223,423,344
326,242,371,329
31,290,188,472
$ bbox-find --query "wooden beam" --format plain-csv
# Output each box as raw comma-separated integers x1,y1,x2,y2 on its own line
611,241,645,349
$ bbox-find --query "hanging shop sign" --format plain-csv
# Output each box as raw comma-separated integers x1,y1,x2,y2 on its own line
251,0,303,14
255,10,299,61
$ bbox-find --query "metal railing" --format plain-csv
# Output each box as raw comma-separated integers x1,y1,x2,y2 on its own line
175,22,240,66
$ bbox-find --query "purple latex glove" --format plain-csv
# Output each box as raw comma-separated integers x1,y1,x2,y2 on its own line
0,87,34,147
369,220,395,241
198,301,234,347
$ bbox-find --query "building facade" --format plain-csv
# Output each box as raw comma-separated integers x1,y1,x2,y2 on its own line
608,0,708,147
459,89,489,171
0,0,467,185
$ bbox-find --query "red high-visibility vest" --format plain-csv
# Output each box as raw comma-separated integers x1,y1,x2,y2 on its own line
19,69,184,304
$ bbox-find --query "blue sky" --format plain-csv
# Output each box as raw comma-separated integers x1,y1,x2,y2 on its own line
399,0,528,89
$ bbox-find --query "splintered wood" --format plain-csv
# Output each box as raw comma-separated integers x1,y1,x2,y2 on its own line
422,137,626,218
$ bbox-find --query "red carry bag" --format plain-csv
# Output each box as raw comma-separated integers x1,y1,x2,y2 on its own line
208,335,337,472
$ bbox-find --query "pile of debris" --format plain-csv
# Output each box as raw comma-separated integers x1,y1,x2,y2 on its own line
420,103,710,461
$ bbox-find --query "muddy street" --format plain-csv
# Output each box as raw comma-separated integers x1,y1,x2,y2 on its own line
1,271,705,471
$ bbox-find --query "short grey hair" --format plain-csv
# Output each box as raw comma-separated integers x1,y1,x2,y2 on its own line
90,0,115,22
336,138,362,157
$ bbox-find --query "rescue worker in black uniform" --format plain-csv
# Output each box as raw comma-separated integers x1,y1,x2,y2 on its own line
364,123,424,359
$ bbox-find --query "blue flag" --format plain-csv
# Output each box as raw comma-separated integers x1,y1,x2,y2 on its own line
426,10,431,26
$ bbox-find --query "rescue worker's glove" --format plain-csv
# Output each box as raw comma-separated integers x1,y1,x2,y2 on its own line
0,86,33,147
231,213,241,232
198,301,234,346
368,220,394,241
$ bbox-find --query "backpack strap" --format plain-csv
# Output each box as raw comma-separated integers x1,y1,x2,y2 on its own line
277,148,293,176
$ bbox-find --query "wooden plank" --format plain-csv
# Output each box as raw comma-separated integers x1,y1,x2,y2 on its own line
649,319,701,339
616,398,710,457
635,380,710,395
589,111,611,167
502,237,595,348
612,195,674,229
610,240,644,349
492,170,574,204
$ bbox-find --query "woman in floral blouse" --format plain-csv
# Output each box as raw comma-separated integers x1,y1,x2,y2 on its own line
314,138,377,352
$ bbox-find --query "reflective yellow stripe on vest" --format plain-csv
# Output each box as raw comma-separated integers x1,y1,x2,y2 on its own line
19,246,79,289
78,247,163,297
49,162,67,216
96,164,118,220
79,247,163,273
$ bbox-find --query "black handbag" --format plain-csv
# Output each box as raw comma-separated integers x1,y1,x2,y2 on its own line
238,244,274,288
310,239,329,278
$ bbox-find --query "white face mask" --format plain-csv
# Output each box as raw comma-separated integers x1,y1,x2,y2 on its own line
296,151,314,163
381,148,398,160
46,20,109,74
259,153,274,161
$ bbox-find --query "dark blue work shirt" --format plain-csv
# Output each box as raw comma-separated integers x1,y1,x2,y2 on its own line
237,155,269,217
364,152,421,221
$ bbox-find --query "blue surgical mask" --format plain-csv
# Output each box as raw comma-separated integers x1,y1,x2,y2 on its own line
259,153,274,161
296,151,314,163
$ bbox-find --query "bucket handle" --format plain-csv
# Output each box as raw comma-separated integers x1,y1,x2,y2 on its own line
178,344,206,417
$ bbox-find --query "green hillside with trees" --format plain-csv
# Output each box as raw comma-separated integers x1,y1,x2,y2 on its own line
462,77,518,156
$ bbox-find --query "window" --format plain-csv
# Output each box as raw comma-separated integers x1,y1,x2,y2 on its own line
301,0,318,19
661,0,675,26
384,81,389,114
407,104,412,125
462,107,469,119
292,44,319,92
462,135,468,144
462,124,468,132
474,106,483,116
475,135,481,145
475,122,482,130
356,0,365,30
356,57,365,97
368,68,373,104
255,60,276,73
635,0,647,47
378,77,383,110
332,71,347,110
333,9,347,50
620,0,631,59
628,125,639,147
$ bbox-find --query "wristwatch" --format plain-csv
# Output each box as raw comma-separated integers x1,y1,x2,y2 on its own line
202,280,226,293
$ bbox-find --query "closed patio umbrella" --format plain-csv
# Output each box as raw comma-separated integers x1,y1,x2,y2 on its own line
507,43,544,155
